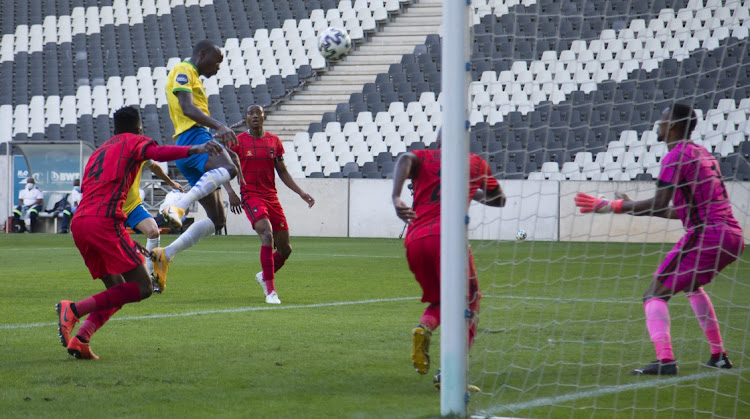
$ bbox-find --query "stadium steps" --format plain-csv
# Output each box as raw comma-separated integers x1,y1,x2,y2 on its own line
263,0,442,144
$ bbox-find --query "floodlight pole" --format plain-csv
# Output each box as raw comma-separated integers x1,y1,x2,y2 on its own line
440,0,470,415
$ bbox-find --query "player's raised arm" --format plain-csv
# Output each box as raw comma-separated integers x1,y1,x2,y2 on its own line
392,152,418,223
275,158,315,208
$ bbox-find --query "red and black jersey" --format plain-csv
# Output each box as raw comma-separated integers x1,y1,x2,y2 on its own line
230,131,285,199
406,150,498,244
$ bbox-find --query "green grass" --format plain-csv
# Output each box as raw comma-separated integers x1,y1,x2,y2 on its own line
0,234,748,418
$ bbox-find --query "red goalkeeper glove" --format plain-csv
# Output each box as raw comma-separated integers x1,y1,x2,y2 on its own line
574,192,624,214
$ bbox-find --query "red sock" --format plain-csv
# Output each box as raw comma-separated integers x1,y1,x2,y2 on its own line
469,322,476,349
76,306,121,342
260,245,276,293
74,282,142,317
273,251,287,273
421,303,441,331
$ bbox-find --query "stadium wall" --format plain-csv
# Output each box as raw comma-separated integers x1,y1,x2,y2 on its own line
197,179,750,244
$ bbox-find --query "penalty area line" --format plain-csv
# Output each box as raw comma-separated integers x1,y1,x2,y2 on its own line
475,367,750,417
0,297,418,330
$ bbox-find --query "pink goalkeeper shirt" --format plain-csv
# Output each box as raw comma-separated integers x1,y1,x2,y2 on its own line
658,141,742,234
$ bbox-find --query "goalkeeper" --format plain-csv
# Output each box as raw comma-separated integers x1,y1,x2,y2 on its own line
575,104,745,375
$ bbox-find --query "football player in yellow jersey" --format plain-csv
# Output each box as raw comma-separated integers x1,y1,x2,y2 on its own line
152,39,243,290
123,161,183,290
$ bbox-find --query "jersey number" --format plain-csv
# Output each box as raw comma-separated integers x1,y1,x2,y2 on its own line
89,151,106,180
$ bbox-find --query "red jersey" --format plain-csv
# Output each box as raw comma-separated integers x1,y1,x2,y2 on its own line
230,131,285,199
74,133,190,221
405,150,499,245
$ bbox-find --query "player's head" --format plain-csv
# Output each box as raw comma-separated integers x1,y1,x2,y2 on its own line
192,40,223,77
245,104,265,130
657,104,697,143
113,106,143,135
73,178,80,187
25,177,35,189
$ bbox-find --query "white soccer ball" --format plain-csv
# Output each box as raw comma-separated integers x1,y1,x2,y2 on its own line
516,229,527,241
318,27,352,62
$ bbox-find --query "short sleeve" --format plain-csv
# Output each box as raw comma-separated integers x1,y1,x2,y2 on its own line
35,189,44,200
471,155,499,191
658,148,679,185
171,66,193,93
135,135,156,160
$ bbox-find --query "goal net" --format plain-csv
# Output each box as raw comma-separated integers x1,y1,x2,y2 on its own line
460,0,750,417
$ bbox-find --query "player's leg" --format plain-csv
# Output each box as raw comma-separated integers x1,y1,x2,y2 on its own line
60,219,152,358
69,275,125,359
406,234,440,375
631,235,697,375
270,201,291,272
164,145,237,227
127,204,160,278
135,217,160,277
688,230,745,369
153,190,224,291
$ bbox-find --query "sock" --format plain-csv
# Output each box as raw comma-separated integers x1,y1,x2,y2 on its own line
174,168,231,209
420,303,440,331
468,322,476,349
273,251,287,273
644,298,674,363
145,237,159,276
261,245,276,293
164,218,215,261
75,306,121,342
687,287,724,356
74,283,141,317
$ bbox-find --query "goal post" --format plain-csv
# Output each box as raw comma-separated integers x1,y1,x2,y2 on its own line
440,0,471,415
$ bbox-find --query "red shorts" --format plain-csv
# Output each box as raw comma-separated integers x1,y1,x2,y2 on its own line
655,227,745,293
405,234,480,311
242,196,289,231
71,216,145,279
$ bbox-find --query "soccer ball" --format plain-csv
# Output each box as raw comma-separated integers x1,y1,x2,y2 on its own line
516,229,527,241
318,27,352,62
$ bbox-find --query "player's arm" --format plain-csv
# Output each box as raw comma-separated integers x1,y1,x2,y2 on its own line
574,181,677,218
174,90,237,147
146,160,183,192
392,152,418,223
616,183,679,219
472,159,505,207
144,141,223,161
275,158,315,208
225,147,245,186
473,185,506,207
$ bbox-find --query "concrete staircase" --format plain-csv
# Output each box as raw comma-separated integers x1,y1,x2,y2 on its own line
263,0,442,145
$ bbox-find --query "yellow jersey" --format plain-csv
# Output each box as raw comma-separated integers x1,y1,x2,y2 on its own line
165,60,210,138
123,161,148,215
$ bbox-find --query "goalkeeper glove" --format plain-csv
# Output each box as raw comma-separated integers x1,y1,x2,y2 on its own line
574,192,624,214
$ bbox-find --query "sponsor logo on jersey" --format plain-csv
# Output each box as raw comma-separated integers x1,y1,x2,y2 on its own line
246,150,253,157
175,74,189,85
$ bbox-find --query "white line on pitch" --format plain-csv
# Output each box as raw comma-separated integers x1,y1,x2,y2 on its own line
474,367,750,417
0,297,418,330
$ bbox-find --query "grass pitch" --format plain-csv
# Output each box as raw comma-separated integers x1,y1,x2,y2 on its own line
0,234,748,418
